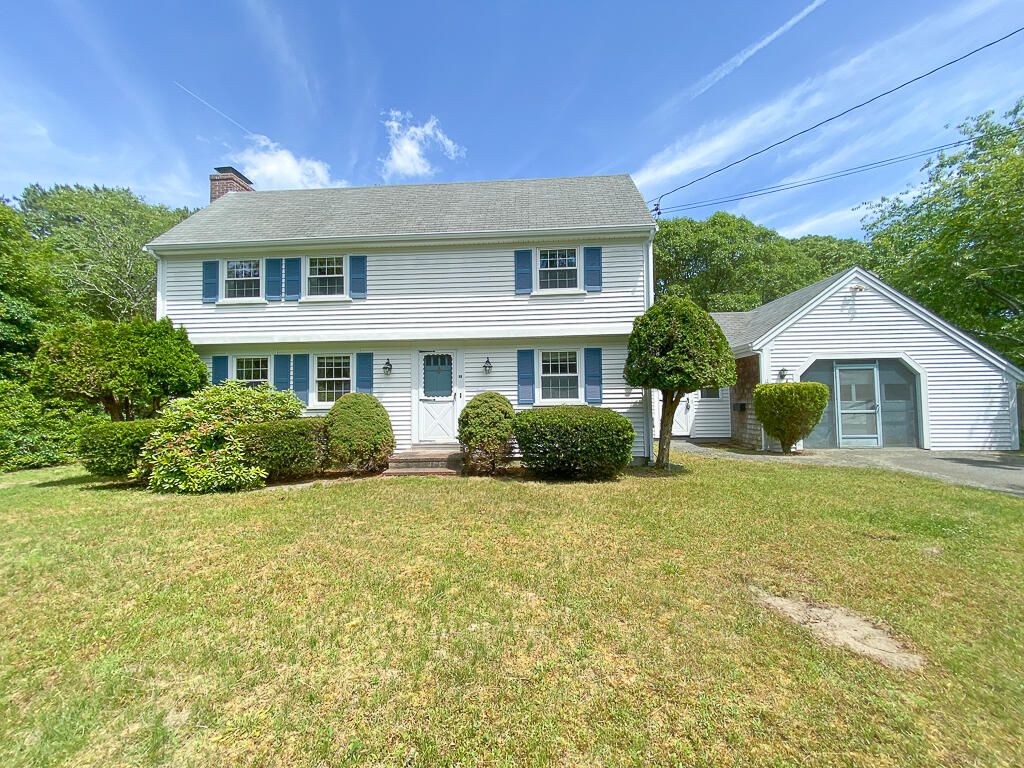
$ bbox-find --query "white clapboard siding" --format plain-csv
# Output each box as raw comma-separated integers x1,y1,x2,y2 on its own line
652,389,732,439
199,335,650,457
768,280,1019,450
164,240,647,343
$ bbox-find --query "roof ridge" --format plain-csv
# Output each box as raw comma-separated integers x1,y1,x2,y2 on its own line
227,173,637,196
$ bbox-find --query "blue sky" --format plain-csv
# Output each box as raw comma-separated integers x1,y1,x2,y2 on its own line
1,0,1021,238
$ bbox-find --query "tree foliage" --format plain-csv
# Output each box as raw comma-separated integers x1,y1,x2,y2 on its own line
0,380,100,471
17,184,189,320
790,234,871,275
865,101,1024,367
654,212,821,311
31,317,208,420
624,296,736,468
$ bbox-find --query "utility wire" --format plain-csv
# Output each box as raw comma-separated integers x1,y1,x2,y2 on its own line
648,26,1024,212
655,139,971,214
654,123,1024,215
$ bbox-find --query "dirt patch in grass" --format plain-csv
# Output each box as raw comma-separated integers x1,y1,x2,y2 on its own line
751,586,927,671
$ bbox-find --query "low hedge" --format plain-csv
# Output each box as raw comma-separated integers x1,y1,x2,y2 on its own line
237,417,328,482
753,381,830,453
77,420,158,478
458,392,515,474
326,393,395,473
513,405,635,480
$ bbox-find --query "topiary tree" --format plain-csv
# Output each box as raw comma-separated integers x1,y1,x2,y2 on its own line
458,392,515,475
325,393,395,474
31,317,207,420
752,382,830,454
624,296,736,468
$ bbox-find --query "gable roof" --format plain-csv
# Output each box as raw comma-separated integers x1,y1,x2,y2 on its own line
148,174,655,248
713,266,1024,382
711,269,852,350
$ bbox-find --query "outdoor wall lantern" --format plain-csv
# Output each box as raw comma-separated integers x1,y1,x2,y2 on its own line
778,368,789,380
382,358,393,375
483,357,493,374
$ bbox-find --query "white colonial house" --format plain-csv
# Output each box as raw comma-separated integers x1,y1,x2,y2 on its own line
147,168,658,460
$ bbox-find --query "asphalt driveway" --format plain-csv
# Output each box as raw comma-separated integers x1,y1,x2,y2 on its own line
673,439,1024,497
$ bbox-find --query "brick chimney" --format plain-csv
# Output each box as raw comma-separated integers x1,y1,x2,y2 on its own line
209,166,254,202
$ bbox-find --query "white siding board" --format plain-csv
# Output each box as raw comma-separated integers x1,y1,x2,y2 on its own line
768,279,1018,450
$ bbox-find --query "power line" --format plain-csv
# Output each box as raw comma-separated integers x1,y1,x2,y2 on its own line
648,25,1024,212
655,138,971,214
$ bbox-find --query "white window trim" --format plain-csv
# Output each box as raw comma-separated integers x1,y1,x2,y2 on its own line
532,246,586,295
218,257,266,305
231,354,271,386
310,352,353,409
536,346,585,405
299,255,351,303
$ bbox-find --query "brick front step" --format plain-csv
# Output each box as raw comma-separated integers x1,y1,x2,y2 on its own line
380,466,460,477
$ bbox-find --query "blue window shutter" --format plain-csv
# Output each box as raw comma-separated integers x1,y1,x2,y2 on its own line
202,261,219,303
584,347,602,403
514,250,532,294
211,355,228,385
517,349,535,404
355,352,373,393
583,247,602,292
350,255,367,298
265,258,283,300
273,354,291,391
292,354,309,404
284,258,301,300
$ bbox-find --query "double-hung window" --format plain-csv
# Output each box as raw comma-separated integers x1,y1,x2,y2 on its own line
235,356,269,387
225,260,261,298
315,354,352,404
307,256,345,297
540,350,579,401
538,248,578,290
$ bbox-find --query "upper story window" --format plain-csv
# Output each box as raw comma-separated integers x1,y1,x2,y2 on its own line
225,260,261,298
308,256,345,296
315,354,351,404
540,350,579,401
235,356,268,386
700,388,721,398
538,248,578,290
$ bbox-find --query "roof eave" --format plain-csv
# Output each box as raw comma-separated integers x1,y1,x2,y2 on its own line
146,222,657,254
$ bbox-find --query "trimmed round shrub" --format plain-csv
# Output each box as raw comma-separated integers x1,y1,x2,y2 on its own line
78,420,158,478
325,393,395,473
753,381,830,454
134,381,304,493
458,392,515,475
513,405,635,480
237,417,328,483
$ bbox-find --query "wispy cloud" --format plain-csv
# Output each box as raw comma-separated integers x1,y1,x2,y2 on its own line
379,110,465,181
229,134,346,189
690,0,828,100
778,205,866,238
239,0,315,107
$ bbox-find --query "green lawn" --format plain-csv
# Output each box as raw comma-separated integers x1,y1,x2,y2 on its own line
1,455,1022,767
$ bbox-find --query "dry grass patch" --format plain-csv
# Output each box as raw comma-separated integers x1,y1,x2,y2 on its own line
0,454,1022,766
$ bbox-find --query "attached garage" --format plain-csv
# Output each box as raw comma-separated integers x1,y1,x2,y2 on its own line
686,267,1022,451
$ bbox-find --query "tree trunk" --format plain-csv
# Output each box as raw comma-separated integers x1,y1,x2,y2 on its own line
655,389,683,469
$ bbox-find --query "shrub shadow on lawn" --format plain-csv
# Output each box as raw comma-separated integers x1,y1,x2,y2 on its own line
34,475,144,492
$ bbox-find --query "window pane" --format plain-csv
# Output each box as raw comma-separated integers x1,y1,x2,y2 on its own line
700,388,720,398
422,354,453,397
225,260,261,298
538,248,578,289
841,412,877,436
235,357,268,386
837,368,876,409
316,355,351,403
540,351,578,399
308,257,345,296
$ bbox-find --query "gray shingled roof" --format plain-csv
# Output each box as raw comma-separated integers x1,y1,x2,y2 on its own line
149,174,654,247
712,269,854,349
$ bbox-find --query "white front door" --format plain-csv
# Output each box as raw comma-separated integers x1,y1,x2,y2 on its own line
417,350,458,443
672,393,696,436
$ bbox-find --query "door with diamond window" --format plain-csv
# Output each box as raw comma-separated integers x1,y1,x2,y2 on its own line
417,351,458,443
